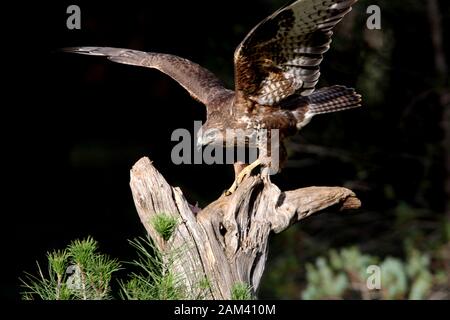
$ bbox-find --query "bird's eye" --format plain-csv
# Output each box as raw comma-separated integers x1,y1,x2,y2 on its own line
205,129,218,138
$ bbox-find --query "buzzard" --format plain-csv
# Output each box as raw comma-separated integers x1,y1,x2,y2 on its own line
65,0,361,194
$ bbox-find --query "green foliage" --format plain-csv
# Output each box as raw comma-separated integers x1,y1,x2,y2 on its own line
302,245,442,300
230,282,252,300
151,214,178,241
379,258,407,299
119,237,187,300
21,250,71,300
404,247,433,300
47,250,69,277
302,247,375,300
21,237,121,300
302,259,347,299
119,236,211,300
21,234,211,300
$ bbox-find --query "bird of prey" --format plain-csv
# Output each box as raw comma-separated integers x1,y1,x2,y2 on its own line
65,0,361,195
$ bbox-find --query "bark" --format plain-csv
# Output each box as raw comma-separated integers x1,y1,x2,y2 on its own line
129,157,361,299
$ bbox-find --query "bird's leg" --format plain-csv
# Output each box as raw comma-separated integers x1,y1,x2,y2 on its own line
224,162,247,196
233,161,249,177
225,159,262,196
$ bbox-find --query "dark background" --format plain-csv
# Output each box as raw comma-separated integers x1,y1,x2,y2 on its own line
4,0,449,300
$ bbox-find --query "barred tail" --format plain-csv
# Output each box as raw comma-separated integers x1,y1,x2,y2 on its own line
307,85,362,115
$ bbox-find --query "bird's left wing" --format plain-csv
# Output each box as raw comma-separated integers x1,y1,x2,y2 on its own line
234,0,357,106
63,47,227,106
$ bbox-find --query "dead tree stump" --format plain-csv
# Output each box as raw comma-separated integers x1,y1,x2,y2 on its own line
129,157,361,299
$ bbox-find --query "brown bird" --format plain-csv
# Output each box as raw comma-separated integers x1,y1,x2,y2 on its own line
64,0,361,194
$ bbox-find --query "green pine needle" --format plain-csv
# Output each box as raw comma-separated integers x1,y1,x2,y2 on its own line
21,236,121,300
151,214,178,241
231,282,252,300
21,235,208,300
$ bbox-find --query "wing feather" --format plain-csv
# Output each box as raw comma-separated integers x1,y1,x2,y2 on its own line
234,0,358,106
63,47,227,105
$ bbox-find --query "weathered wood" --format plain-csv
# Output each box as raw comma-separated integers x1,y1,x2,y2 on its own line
130,157,361,299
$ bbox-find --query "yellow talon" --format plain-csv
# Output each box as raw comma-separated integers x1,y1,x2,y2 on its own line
225,159,262,196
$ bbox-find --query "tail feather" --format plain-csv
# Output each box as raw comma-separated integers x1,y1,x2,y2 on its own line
307,85,362,115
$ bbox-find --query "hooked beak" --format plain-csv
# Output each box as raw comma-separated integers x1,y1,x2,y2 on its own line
196,135,204,151
197,128,219,149
196,134,213,150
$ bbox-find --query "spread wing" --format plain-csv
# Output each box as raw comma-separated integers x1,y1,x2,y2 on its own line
63,47,227,105
234,0,357,106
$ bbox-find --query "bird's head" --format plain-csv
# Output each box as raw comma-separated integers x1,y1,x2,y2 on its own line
196,127,221,147
197,95,234,147
197,112,227,147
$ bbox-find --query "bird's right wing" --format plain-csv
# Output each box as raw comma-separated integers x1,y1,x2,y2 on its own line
63,47,227,105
